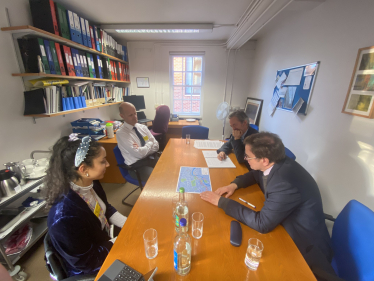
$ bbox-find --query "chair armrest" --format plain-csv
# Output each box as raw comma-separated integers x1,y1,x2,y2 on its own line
324,213,336,222
63,274,96,281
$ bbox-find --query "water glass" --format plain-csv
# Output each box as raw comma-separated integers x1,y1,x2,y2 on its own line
245,238,264,270
186,134,190,144
143,228,158,259
192,212,204,239
172,194,180,220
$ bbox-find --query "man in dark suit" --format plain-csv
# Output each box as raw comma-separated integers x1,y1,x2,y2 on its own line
201,132,336,278
217,110,258,170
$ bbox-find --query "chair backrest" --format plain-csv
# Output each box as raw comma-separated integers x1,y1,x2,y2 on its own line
249,124,259,131
331,200,374,281
284,147,296,160
182,125,209,139
44,232,68,281
152,105,170,134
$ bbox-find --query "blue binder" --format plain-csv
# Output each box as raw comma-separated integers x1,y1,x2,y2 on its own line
79,17,89,47
94,54,103,78
93,25,101,52
70,48,83,77
43,40,56,74
80,96,87,107
73,97,81,108
85,19,92,48
67,97,74,109
66,10,82,45
62,98,67,111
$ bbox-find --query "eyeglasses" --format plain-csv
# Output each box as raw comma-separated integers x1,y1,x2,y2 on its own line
244,154,257,161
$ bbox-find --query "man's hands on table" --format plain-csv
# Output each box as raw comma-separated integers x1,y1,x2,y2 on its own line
217,151,227,161
200,183,238,206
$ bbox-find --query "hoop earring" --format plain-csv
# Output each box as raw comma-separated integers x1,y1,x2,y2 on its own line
86,173,89,177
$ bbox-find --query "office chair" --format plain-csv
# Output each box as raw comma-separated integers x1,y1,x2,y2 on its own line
44,232,96,281
322,200,374,281
113,146,146,206
284,147,296,160
182,125,209,139
150,105,170,150
249,124,259,131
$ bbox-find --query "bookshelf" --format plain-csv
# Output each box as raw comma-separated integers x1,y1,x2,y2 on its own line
25,101,122,118
1,25,128,64
12,73,130,85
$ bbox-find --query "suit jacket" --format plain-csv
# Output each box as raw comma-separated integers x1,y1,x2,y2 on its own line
217,125,258,170
218,157,335,274
47,181,117,277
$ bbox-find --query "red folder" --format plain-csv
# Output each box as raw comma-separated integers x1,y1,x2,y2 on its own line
54,43,66,75
62,45,76,76
109,61,115,80
89,26,96,50
49,0,60,36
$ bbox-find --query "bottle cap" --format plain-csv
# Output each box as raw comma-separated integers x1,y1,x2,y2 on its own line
179,187,185,193
180,218,187,227
106,123,113,127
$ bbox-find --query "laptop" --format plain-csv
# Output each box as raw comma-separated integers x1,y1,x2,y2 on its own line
137,111,153,123
97,259,157,281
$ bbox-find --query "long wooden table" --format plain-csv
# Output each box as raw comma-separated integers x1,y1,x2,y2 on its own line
96,139,316,281
98,120,200,183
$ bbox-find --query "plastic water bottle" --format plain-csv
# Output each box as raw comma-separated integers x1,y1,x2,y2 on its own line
106,122,114,138
175,187,189,232
174,218,191,276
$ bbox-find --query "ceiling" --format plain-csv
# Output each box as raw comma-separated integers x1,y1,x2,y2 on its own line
59,0,324,47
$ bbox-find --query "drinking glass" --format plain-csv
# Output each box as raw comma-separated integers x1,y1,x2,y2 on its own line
186,134,190,144
245,238,264,270
143,228,158,259
192,212,204,239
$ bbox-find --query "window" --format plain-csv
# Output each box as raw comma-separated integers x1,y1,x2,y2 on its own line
170,54,204,116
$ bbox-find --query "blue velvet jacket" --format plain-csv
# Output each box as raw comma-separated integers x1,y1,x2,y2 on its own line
47,180,117,277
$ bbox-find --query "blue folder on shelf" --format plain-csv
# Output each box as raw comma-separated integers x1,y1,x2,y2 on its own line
66,10,83,45
94,54,103,79
85,19,92,48
80,17,89,47
93,25,101,52
70,48,83,77
43,40,56,74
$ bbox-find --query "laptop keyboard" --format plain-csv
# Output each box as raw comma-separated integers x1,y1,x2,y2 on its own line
114,264,143,281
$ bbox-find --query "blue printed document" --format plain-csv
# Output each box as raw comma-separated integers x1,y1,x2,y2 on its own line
176,167,212,193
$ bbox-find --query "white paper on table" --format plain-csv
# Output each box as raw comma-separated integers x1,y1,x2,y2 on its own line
276,72,287,89
292,98,305,115
303,76,312,90
284,67,304,86
279,86,288,98
194,140,223,149
202,150,218,158
205,157,236,168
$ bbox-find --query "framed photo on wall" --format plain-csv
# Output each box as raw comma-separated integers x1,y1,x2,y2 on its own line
244,97,263,126
136,77,150,88
342,45,374,118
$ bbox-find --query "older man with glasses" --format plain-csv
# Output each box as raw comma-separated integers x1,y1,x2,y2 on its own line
201,132,338,280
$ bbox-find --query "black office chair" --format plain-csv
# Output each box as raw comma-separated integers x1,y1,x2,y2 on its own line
44,232,96,281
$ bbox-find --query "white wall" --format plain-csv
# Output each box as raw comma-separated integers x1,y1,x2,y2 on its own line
0,0,120,163
127,41,255,139
248,0,374,216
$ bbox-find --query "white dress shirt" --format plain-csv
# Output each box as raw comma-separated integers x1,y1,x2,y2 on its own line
116,121,159,165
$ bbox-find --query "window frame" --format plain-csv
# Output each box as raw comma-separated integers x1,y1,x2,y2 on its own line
169,53,205,118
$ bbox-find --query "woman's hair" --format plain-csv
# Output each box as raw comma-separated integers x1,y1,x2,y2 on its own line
43,136,103,206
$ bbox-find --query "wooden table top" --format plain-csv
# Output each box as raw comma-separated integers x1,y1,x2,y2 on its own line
95,139,316,281
168,120,199,128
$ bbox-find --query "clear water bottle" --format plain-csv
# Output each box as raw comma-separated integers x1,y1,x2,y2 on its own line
175,187,189,232
174,218,191,276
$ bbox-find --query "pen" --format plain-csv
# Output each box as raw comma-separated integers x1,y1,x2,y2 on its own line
239,198,256,209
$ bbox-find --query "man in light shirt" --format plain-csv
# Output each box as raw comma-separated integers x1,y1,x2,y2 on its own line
201,132,336,279
117,102,159,181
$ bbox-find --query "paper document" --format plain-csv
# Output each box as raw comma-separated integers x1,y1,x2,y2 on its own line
284,67,303,86
268,90,280,116
284,87,296,109
202,150,236,168
303,76,312,90
279,86,288,98
176,167,212,193
292,98,304,115
304,63,317,76
276,72,287,89
194,140,223,149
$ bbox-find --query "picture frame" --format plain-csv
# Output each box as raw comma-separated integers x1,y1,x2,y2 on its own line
244,97,263,126
342,45,374,118
136,77,150,88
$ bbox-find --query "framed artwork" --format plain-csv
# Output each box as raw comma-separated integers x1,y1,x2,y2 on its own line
244,97,263,126
342,45,374,118
136,77,150,88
